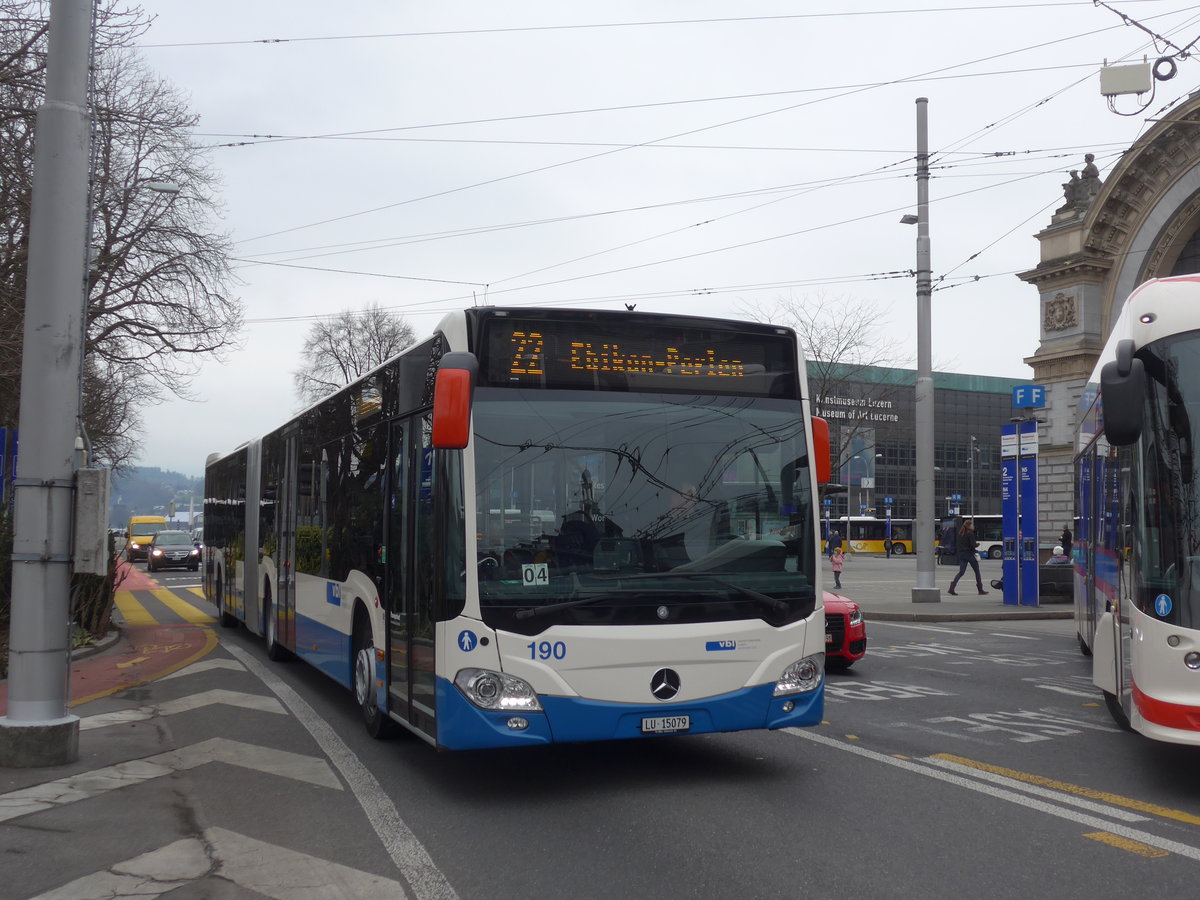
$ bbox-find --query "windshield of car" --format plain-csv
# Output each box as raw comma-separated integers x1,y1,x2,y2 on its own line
470,388,817,634
153,532,194,548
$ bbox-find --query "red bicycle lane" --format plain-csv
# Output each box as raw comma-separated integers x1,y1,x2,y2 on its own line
0,562,218,714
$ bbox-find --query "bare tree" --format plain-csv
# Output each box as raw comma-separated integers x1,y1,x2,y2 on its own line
0,1,242,468
738,293,909,477
293,303,418,408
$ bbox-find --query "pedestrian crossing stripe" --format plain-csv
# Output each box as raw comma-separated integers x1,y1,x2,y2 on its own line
113,591,155,626
114,589,215,627
151,588,216,624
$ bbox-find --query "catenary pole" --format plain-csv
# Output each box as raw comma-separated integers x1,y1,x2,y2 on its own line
0,0,94,767
912,98,940,603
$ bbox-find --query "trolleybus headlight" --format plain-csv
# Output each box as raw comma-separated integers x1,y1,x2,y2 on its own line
773,654,824,696
455,668,543,711
1185,652,1200,670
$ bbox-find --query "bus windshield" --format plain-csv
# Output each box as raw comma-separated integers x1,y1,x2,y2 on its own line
471,388,816,634
1135,331,1200,627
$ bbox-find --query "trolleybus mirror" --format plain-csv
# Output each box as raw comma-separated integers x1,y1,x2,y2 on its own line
810,416,831,484
1100,342,1145,446
432,351,479,449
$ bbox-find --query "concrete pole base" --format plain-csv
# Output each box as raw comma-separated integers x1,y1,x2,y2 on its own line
911,588,942,604
0,716,80,768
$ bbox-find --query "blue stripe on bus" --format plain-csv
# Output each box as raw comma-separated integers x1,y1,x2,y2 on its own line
294,612,353,688
434,677,824,751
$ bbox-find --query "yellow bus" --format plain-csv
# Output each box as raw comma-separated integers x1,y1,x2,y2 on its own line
824,516,914,554
126,515,168,562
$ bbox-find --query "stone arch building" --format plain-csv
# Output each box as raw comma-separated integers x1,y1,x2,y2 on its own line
1019,91,1200,549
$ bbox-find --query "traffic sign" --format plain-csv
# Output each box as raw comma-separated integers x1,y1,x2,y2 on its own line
1012,384,1046,409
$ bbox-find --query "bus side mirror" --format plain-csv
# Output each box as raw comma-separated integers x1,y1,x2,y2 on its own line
1100,341,1145,446
432,352,479,449
810,416,831,484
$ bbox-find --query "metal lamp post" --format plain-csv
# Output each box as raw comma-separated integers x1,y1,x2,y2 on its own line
969,435,978,518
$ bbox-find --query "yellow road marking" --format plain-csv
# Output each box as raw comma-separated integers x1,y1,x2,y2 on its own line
116,656,150,669
151,588,215,624
933,753,1200,826
1083,832,1169,858
188,587,205,599
114,591,156,626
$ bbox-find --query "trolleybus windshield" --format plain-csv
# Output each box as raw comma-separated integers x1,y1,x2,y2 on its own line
471,389,816,635
1134,331,1200,628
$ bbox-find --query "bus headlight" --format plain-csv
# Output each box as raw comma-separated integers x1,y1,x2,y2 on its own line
454,668,543,711
773,654,824,696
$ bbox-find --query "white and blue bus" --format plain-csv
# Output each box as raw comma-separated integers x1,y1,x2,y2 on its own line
1076,274,1200,744
204,307,832,750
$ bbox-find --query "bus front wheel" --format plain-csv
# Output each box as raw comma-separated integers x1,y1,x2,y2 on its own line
353,616,394,739
1103,690,1133,732
989,546,1002,559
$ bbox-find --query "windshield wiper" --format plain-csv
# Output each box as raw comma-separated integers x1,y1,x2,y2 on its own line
617,572,793,616
514,588,685,621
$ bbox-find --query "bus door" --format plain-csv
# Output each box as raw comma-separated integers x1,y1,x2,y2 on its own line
385,417,438,741
1080,448,1098,643
274,430,298,650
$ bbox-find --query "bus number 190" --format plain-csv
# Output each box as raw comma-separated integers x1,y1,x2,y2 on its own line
528,641,567,660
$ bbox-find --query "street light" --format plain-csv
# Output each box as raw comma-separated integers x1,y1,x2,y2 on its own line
968,435,978,518
908,97,938,603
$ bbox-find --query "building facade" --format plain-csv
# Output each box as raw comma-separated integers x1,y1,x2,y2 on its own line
1019,92,1200,548
808,362,1026,521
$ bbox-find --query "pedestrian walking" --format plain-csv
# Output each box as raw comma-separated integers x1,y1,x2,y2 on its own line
827,529,843,558
830,547,845,589
948,519,988,596
883,538,893,558
1060,525,1073,558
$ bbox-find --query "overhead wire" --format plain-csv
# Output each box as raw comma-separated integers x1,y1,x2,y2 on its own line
137,2,1188,49
232,9,1173,247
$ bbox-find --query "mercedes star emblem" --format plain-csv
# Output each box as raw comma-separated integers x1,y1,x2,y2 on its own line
650,667,681,701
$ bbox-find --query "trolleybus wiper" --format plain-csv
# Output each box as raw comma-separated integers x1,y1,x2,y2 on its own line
513,588,688,620
624,572,792,616
643,573,792,619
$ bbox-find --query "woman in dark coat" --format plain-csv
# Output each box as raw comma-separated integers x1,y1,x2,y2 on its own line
949,519,988,596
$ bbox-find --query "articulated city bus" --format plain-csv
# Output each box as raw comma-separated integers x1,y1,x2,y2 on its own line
1075,274,1200,744
204,307,832,750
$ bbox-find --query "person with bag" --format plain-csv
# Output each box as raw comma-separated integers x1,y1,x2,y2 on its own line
948,519,988,596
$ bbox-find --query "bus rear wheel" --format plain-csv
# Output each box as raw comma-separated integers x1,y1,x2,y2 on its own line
264,588,288,662
353,617,394,739
890,544,905,555
989,546,1003,560
216,575,237,629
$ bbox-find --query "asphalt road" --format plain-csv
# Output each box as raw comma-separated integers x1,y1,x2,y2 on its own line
6,572,1200,899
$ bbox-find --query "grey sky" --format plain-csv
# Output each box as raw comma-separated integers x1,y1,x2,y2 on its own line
130,1,1196,473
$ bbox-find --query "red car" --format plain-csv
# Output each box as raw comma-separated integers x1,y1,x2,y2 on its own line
824,591,866,670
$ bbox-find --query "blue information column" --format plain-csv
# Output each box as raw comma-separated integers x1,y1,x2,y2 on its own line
1000,424,1019,605
1018,420,1040,607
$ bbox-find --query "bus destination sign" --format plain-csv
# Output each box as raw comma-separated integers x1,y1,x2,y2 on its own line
481,317,796,398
